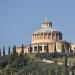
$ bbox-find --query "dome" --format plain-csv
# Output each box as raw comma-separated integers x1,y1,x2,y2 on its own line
34,27,57,33
32,18,62,44
33,18,57,34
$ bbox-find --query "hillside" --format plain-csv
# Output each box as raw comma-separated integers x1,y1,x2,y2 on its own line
0,52,75,75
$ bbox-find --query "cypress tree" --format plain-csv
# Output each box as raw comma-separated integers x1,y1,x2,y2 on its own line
11,45,17,61
3,46,5,56
12,45,16,55
65,55,68,75
29,44,32,53
0,48,1,56
8,46,11,55
21,44,24,55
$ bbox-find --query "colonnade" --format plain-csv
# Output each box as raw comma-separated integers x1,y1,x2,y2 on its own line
29,44,48,53
32,32,62,41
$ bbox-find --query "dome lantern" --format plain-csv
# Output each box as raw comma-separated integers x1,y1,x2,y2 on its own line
42,18,52,28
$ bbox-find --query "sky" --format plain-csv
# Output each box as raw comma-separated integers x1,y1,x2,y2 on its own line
0,0,75,51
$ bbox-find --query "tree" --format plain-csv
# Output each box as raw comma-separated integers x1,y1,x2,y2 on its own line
65,55,68,75
29,44,32,53
3,46,5,56
0,48,1,56
20,44,24,55
8,46,11,55
12,45,17,60
12,45,16,55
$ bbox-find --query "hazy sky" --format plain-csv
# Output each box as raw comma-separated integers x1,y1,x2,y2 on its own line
0,0,75,49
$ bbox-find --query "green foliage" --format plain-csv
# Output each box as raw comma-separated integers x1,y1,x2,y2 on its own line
0,52,75,75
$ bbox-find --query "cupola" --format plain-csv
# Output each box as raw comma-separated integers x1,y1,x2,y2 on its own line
42,18,52,28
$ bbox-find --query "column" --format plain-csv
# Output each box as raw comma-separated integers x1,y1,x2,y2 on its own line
37,44,39,53
47,33,48,39
54,33,56,41
34,34,36,40
57,34,59,40
56,33,57,41
51,33,53,41
42,45,44,53
33,46,35,53
43,33,45,39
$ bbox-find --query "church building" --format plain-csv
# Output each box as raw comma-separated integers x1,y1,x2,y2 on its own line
16,18,71,54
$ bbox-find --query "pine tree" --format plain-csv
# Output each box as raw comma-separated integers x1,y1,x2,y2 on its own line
3,46,5,56
8,46,11,55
